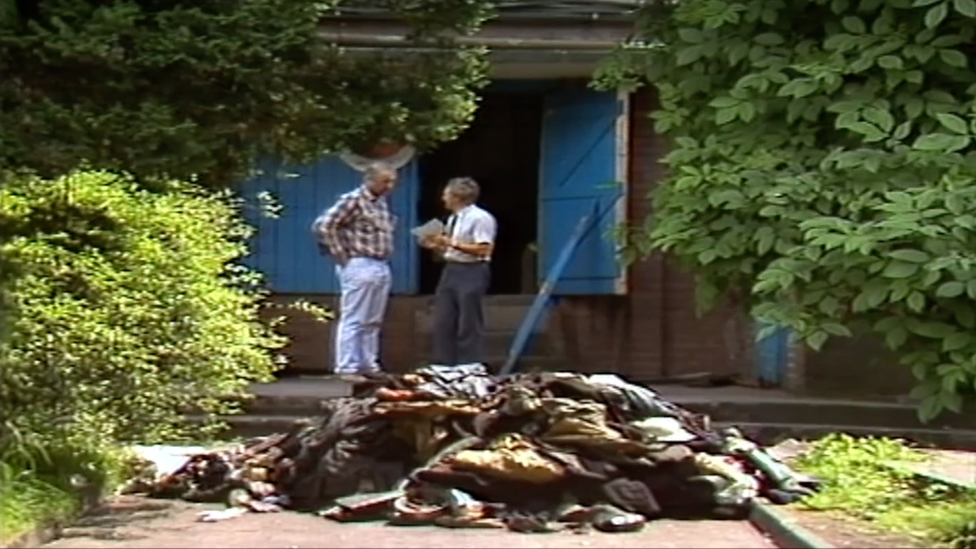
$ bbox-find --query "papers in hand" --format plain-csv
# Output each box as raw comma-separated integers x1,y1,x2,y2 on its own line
411,218,444,239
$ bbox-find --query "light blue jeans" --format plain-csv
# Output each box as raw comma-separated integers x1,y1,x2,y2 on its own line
334,257,392,374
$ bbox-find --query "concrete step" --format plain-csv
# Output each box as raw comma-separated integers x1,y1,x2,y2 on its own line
675,399,976,432
724,422,976,451
200,414,976,450
226,377,976,436
240,357,566,416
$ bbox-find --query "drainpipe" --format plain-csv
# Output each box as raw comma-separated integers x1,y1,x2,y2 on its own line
316,31,622,51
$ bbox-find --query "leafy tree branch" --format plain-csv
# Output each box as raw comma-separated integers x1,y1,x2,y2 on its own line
595,0,976,420
0,0,494,186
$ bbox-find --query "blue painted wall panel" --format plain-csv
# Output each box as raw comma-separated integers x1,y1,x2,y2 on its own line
239,155,418,294
538,88,621,295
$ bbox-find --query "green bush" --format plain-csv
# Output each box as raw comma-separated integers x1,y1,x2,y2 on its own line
0,169,284,458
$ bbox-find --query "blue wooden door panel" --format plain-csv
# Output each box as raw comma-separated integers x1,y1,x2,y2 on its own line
239,155,418,295
389,161,419,294
754,321,791,386
539,88,622,295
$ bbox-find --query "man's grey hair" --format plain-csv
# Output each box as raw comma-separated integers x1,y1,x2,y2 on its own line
445,177,480,205
363,161,396,182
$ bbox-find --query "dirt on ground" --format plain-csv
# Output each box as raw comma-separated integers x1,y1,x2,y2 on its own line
38,496,778,549
912,449,976,486
780,506,922,549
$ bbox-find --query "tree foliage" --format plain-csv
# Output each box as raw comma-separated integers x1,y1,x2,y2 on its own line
0,0,493,186
0,169,284,453
595,0,976,420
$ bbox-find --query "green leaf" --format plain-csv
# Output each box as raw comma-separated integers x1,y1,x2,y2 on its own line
943,331,972,352
841,15,866,34
947,135,972,151
824,33,860,52
822,322,852,337
889,249,930,263
862,108,895,133
937,280,966,297
737,102,757,122
918,396,942,423
678,28,706,43
908,320,956,338
754,32,785,46
854,283,889,312
913,132,962,151
808,331,829,351
922,269,942,287
905,70,925,84
940,49,968,67
968,279,976,298
675,45,703,66
847,121,888,141
885,326,909,349
907,291,926,312
954,215,976,231
716,107,738,125
955,0,976,17
946,193,966,215
883,261,920,278
926,2,949,27
756,226,775,255
942,390,964,414
905,97,925,119
708,189,745,207
936,113,969,134
893,121,912,140
778,79,819,98
709,96,740,108
877,55,904,70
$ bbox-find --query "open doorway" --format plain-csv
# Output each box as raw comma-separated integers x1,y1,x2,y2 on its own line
418,91,544,295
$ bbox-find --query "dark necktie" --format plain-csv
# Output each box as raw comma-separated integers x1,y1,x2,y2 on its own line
446,214,457,238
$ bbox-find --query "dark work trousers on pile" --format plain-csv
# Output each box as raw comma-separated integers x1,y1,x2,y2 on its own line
432,262,491,366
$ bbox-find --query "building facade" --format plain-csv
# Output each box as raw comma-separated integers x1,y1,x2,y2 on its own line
239,1,763,383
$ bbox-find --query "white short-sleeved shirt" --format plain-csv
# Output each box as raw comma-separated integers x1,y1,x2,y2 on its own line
444,204,496,263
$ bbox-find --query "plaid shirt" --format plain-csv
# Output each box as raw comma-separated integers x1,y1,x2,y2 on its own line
314,186,395,260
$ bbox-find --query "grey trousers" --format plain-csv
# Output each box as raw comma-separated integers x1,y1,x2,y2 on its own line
432,262,490,366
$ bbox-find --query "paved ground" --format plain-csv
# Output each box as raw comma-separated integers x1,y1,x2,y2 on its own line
41,496,778,549
913,449,976,486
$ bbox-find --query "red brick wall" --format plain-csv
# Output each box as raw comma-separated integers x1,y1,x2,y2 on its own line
269,89,755,381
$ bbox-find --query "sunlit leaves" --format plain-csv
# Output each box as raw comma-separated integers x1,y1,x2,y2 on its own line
0,170,289,450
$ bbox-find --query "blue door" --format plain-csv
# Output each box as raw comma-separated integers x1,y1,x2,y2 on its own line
754,321,792,386
538,88,623,295
239,155,419,294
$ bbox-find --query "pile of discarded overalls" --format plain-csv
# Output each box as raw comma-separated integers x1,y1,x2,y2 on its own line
132,365,820,533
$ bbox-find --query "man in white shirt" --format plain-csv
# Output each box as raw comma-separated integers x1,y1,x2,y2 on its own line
422,177,497,367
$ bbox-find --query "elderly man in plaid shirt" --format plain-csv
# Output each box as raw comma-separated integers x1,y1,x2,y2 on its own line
313,162,398,376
